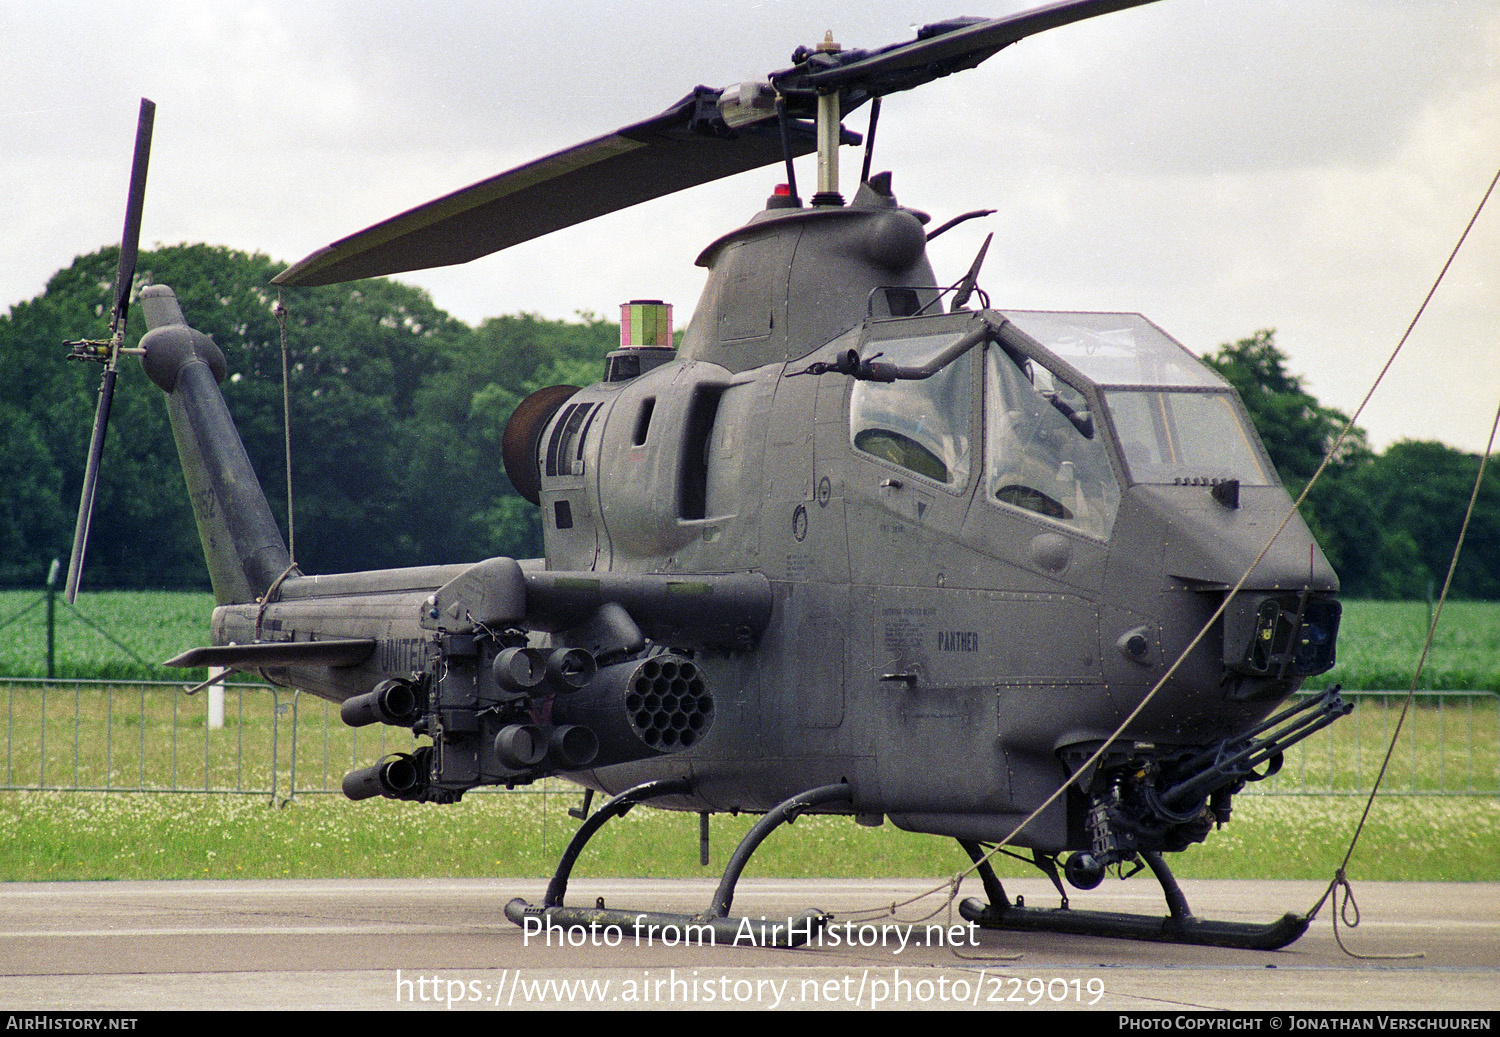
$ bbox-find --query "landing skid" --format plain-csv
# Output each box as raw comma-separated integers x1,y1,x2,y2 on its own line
956,841,1309,950
504,779,853,948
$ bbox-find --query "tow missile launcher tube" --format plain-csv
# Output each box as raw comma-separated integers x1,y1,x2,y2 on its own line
340,678,420,727
342,753,422,801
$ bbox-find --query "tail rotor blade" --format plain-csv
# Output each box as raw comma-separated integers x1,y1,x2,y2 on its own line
65,98,155,603
112,98,155,334
65,369,117,603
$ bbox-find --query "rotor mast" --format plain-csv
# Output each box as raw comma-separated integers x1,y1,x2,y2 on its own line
812,31,843,205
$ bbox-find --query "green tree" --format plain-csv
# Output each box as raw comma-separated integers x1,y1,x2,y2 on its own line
0,245,623,588
1203,331,1499,599
1203,330,1385,592
0,247,204,587
1355,441,1500,600
414,312,618,560
0,404,68,584
1202,330,1367,485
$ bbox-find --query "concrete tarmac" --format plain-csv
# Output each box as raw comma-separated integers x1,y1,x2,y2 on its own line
0,876,1495,1011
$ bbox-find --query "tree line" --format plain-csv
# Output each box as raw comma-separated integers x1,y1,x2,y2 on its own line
1203,331,1498,599
0,244,610,589
1,245,1493,597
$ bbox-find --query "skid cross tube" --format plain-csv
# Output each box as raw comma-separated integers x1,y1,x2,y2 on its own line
958,841,1309,950
709,783,853,918
543,777,691,908
505,781,853,948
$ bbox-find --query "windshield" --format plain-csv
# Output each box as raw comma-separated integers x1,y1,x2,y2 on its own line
1107,389,1273,486
1001,311,1227,389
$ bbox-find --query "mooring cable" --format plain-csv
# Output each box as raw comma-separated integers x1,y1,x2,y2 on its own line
839,159,1500,941
1295,161,1500,959
1306,394,1499,960
251,292,302,650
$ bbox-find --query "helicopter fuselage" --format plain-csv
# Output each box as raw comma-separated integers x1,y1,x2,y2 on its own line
166,176,1340,860
525,198,1338,853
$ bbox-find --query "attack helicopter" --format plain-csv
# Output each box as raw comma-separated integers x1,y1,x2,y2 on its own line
69,0,1351,949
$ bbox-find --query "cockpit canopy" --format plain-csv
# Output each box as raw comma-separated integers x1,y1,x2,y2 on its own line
845,310,1275,541
1002,311,1274,490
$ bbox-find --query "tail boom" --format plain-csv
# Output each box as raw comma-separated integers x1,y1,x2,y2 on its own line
139,285,291,604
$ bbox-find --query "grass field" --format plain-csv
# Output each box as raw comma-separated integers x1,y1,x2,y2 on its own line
0,589,214,681
0,681,419,794
4,591,1498,689
1,788,1495,884
0,593,1496,884
2,682,1491,796
0,680,1493,883
1306,599,1500,693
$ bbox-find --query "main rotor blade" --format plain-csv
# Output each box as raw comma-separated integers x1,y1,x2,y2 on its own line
112,98,155,334
273,93,819,287
787,0,1162,97
274,0,1156,287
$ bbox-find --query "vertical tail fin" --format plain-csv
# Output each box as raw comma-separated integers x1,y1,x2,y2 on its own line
138,285,292,604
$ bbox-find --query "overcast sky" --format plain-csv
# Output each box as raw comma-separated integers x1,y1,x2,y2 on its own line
5,0,1498,452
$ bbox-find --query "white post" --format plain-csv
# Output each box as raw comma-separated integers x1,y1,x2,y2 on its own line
208,666,225,729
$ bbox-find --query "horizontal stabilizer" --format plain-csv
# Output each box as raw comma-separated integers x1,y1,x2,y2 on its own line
165,639,376,670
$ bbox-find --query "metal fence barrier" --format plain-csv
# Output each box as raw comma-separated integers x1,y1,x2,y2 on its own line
1250,689,1499,796
2,680,1496,799
1,678,427,800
